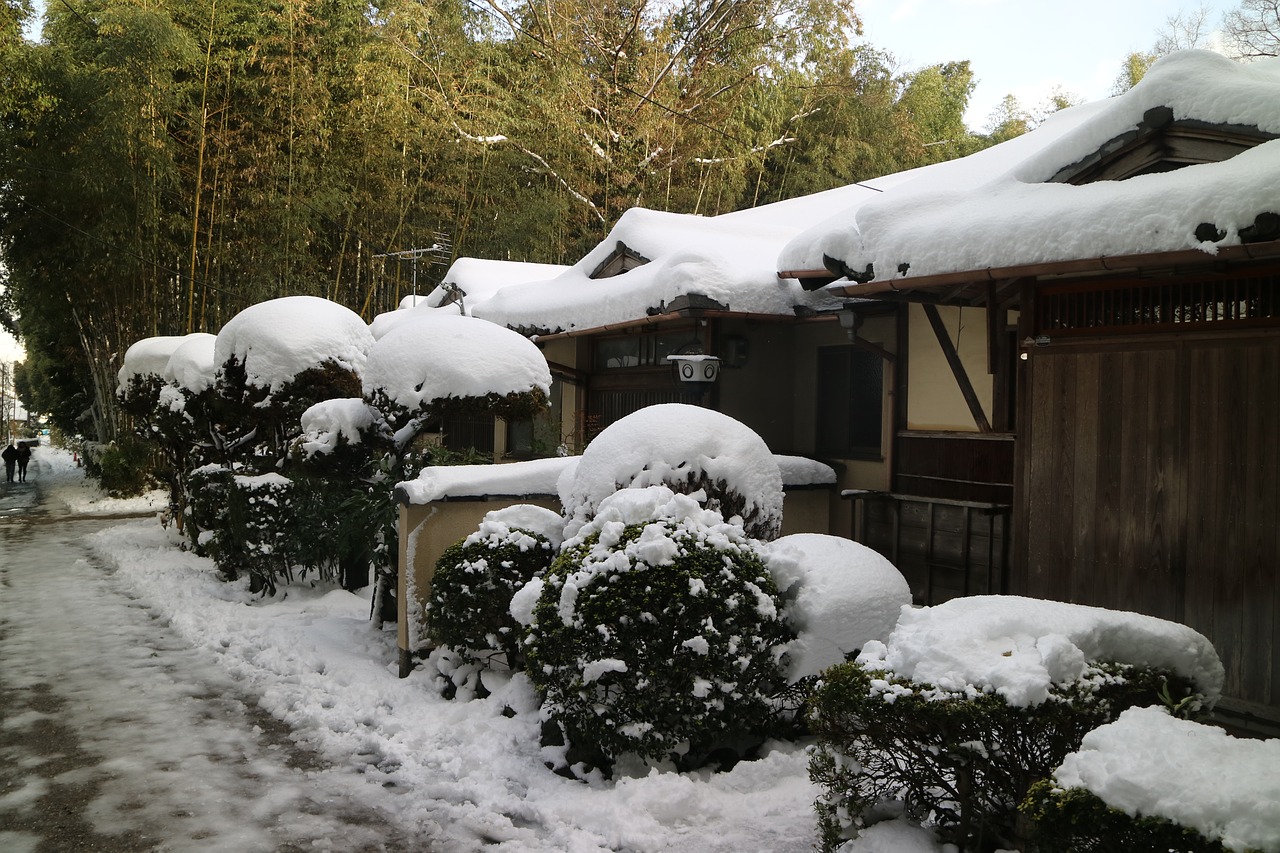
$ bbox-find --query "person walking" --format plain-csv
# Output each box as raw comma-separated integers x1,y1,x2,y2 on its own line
2,441,16,483
16,440,32,482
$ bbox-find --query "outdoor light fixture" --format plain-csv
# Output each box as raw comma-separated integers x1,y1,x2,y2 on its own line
837,302,864,341
667,353,721,388
1019,335,1051,360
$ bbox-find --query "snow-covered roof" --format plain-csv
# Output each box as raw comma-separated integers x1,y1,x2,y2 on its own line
779,52,1280,283
214,296,374,394
470,200,854,334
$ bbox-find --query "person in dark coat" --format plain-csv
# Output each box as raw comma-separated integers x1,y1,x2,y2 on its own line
16,441,31,482
2,442,16,483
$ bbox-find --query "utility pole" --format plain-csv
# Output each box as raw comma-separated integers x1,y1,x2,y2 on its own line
373,232,453,307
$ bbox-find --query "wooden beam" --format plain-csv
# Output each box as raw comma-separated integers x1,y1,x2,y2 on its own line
923,303,992,433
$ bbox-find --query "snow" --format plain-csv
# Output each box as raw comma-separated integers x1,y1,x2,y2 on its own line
116,335,191,391
298,398,382,458
398,456,576,505
762,534,911,681
13,449,1271,852
428,257,572,312
32,442,167,515
214,296,374,394
856,595,1225,707
464,504,566,551
474,206,845,334
557,403,783,540
775,454,837,486
163,332,217,394
1053,706,1280,852
361,313,552,411
780,52,1280,281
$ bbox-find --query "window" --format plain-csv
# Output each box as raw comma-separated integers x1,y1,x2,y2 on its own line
816,346,883,459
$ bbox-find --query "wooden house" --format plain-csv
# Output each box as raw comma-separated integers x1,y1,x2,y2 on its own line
777,50,1280,729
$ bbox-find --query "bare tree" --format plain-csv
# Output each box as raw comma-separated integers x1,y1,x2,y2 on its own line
1223,0,1280,58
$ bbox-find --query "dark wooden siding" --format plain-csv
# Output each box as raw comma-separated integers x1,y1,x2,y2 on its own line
894,432,1015,503
1016,332,1280,709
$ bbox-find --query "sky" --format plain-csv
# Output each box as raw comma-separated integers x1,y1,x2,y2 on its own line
854,0,1242,130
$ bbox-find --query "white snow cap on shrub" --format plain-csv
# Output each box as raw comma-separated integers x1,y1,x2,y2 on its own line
117,335,191,392
1053,706,1280,853
857,595,1224,707
465,504,566,551
214,296,374,393
362,313,551,411
763,534,910,681
298,398,382,458
558,403,783,539
163,333,217,394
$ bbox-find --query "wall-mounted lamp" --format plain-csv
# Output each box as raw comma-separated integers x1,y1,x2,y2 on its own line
667,354,721,389
1018,334,1051,360
837,303,864,341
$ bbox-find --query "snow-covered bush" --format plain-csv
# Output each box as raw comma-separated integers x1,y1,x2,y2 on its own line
808,596,1223,853
1025,706,1280,853
525,487,795,775
558,403,784,541
762,534,911,682
427,505,563,682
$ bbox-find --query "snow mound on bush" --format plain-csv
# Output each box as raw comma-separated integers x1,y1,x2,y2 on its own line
214,296,373,393
299,398,382,458
763,534,910,681
362,313,551,411
163,333,217,394
465,504,566,551
857,595,1224,707
1054,706,1280,853
117,335,191,391
559,403,783,540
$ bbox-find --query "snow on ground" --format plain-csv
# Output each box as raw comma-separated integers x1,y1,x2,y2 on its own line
1053,706,1280,853
31,443,166,516
22,446,820,852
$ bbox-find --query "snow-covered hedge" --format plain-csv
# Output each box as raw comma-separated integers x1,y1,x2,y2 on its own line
427,505,562,681
524,487,795,775
1026,706,1280,853
557,403,784,541
808,596,1222,853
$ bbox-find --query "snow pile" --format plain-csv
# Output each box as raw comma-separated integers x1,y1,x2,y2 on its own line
780,51,1280,281
162,332,217,394
214,296,374,393
837,818,953,853
298,398,383,458
763,534,911,681
1053,706,1280,852
116,335,191,392
775,455,837,486
558,403,784,540
29,444,166,515
362,313,552,411
857,595,1224,707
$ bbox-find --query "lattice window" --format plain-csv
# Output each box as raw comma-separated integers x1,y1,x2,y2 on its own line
1036,273,1280,336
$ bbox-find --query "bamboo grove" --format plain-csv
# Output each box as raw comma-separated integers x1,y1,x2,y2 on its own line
1,0,997,440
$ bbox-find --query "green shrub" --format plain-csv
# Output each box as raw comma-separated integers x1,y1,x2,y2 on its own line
93,436,159,497
1023,780,1234,853
526,515,794,775
428,524,557,673
808,661,1201,853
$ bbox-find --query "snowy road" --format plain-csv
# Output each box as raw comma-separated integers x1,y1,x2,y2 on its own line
0,486,424,853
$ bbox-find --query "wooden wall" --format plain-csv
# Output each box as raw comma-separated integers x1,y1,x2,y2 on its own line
1015,331,1280,711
